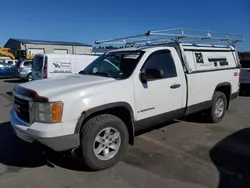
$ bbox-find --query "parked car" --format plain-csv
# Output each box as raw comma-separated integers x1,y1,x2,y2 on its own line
0,62,16,78
14,60,33,81
6,60,18,66
32,53,99,80
10,29,240,171
0,57,11,62
239,58,250,93
0,59,18,66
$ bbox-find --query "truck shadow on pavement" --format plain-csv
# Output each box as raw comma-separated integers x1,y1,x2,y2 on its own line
0,122,89,171
210,128,250,188
0,120,186,173
0,122,45,168
0,120,180,172
135,120,179,136
180,112,211,123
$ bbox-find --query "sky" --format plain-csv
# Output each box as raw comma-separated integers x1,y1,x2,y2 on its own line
0,0,249,51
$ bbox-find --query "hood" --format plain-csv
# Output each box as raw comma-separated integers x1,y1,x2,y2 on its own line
19,74,115,97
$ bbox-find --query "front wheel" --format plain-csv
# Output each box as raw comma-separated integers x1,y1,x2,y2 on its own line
80,114,129,171
207,91,227,123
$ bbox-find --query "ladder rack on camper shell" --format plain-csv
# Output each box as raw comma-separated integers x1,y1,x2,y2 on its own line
95,28,243,47
95,28,243,73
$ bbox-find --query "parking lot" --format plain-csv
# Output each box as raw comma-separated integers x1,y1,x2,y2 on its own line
0,79,250,188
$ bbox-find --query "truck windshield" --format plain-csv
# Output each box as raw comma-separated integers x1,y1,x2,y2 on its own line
80,51,144,79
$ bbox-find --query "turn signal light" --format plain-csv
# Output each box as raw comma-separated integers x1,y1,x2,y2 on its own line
51,103,63,123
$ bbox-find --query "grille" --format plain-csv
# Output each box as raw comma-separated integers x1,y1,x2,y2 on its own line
14,96,30,123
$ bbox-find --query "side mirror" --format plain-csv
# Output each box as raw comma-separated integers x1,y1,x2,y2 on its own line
140,68,164,83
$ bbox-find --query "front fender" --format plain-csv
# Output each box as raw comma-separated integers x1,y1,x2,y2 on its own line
74,102,134,134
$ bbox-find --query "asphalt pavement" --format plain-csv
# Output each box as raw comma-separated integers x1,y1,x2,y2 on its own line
0,78,250,188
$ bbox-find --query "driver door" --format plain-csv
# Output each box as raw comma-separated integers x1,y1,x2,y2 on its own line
134,49,185,128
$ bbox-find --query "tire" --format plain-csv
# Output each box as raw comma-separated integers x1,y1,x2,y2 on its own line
26,73,32,82
207,91,227,123
80,114,129,171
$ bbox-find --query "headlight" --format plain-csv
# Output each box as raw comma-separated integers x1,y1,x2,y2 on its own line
34,102,63,123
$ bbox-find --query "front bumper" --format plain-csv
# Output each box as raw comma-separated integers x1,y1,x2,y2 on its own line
10,109,80,151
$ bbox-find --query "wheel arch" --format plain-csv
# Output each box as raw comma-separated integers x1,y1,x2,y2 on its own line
214,82,232,109
26,72,32,81
75,102,135,145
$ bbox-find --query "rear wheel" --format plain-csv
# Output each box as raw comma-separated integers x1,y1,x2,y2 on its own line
26,73,32,82
207,91,227,123
80,114,129,171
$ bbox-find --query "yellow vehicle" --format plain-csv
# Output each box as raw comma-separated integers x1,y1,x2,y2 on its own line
16,49,34,60
0,48,15,60
27,53,34,60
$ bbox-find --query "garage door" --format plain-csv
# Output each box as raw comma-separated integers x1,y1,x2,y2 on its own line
27,48,45,56
54,49,68,54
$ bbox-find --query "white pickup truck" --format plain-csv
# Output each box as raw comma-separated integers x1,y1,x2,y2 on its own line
10,34,241,170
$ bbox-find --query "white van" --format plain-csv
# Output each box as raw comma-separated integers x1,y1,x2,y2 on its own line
32,53,99,80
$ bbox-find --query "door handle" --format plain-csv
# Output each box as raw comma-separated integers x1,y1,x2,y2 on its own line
170,84,181,89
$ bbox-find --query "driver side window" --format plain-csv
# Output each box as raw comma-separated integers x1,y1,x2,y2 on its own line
143,50,177,79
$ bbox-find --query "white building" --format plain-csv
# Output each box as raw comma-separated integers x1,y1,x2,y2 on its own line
4,38,92,57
